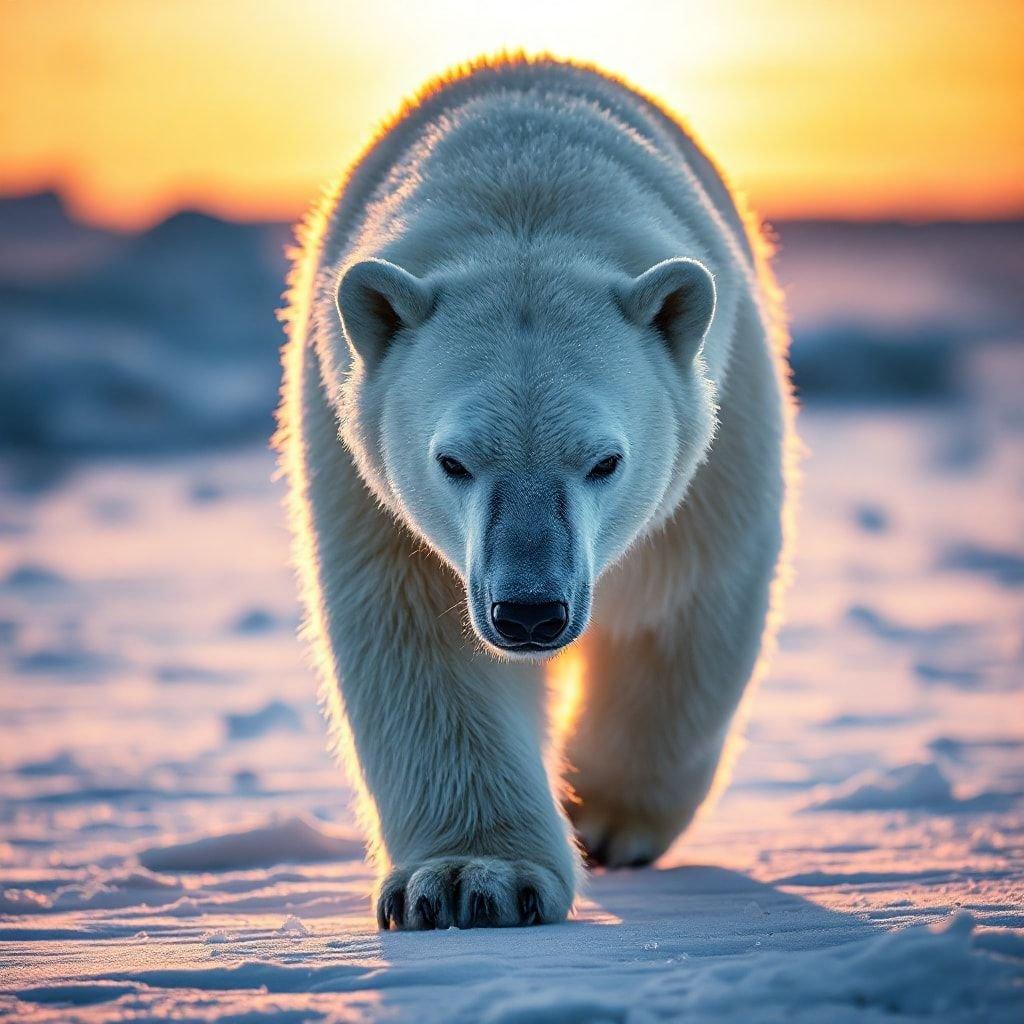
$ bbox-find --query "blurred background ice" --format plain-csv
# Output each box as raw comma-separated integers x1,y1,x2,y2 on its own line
2,193,1021,460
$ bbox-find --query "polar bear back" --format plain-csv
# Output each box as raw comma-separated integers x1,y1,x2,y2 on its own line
318,58,755,280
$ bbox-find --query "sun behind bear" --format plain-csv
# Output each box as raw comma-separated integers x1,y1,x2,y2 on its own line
277,55,796,930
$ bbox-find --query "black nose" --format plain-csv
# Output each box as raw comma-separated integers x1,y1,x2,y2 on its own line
491,601,569,645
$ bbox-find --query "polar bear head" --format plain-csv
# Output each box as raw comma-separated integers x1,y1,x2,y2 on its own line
335,254,717,658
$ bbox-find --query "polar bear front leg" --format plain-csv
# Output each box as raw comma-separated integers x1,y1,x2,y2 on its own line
563,554,776,868
356,627,579,930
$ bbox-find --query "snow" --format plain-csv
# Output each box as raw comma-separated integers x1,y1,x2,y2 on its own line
804,762,956,812
224,700,305,741
277,915,310,938
0,205,1022,1020
138,817,364,873
462,915,1022,1024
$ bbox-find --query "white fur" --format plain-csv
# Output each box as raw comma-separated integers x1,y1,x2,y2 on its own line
277,57,796,929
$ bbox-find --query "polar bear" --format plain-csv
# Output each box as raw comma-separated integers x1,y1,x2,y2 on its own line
277,55,795,930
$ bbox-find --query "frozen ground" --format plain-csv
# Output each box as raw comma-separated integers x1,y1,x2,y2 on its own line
2,407,1022,1021
0,204,1022,1020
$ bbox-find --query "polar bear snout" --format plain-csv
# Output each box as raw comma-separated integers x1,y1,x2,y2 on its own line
454,472,593,657
491,600,569,647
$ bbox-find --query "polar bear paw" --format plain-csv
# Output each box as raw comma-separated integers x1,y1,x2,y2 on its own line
376,856,571,930
567,799,680,869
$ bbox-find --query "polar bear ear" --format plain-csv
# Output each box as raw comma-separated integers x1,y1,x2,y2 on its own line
336,258,434,368
617,257,716,366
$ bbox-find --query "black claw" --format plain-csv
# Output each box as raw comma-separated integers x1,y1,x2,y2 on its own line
518,886,541,925
415,895,436,929
378,888,405,930
452,871,464,921
484,894,499,925
468,891,498,927
392,889,406,928
468,891,484,925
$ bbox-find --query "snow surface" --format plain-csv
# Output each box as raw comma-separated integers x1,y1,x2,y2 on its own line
1,208,1022,1021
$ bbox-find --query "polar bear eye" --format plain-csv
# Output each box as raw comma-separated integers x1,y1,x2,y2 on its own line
437,455,472,481
586,454,621,481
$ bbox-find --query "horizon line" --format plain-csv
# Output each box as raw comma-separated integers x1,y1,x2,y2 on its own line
4,187,1024,236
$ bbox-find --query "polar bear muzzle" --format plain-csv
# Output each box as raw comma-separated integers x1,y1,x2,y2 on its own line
463,476,593,658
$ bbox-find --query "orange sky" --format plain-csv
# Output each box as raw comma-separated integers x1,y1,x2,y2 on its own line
1,0,1022,229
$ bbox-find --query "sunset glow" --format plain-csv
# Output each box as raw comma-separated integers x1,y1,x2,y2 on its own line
2,0,1022,229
